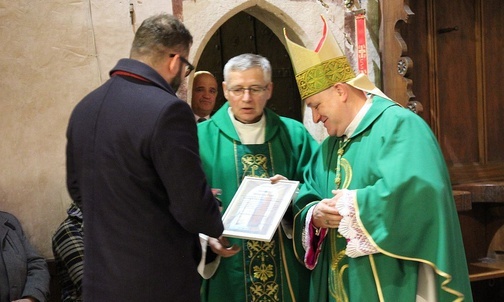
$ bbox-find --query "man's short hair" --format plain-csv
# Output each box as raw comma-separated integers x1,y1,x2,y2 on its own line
130,13,193,62
223,53,272,83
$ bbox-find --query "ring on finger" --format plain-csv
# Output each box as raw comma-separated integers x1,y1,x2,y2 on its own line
325,219,330,225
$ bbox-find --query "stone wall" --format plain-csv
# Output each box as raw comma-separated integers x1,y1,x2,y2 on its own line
0,0,379,258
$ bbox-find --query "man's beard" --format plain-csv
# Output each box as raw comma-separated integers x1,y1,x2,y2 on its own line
170,67,183,92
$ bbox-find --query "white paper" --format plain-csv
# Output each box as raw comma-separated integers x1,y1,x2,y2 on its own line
222,177,299,242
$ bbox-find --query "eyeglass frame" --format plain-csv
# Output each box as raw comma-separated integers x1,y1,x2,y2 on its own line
226,84,270,97
169,54,195,77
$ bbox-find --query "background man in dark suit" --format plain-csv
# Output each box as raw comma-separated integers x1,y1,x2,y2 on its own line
191,71,218,122
0,211,50,302
65,13,224,302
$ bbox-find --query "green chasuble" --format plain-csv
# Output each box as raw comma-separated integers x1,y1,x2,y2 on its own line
198,102,318,302
293,96,473,301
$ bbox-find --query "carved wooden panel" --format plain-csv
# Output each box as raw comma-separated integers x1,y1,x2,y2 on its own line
379,0,418,112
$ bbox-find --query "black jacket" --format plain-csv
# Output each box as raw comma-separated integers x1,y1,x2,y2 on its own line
66,59,223,302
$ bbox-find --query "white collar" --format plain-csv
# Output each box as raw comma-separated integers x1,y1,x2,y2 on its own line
344,95,373,138
228,107,266,144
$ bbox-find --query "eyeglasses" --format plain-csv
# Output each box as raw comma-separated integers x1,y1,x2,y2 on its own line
227,85,269,97
169,54,195,77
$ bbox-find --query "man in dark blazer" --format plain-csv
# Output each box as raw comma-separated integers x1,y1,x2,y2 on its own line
0,211,50,302
65,13,224,302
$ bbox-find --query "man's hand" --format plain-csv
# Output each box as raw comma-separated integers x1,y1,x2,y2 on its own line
312,191,343,229
269,174,287,184
208,236,240,258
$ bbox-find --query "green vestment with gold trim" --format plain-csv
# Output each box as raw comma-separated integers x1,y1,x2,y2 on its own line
199,102,318,302
293,96,473,301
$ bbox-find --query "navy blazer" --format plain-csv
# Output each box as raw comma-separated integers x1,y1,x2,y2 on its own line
66,59,224,302
0,211,50,302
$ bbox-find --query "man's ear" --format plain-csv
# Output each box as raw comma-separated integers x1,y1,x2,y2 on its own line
155,54,178,83
167,54,180,75
264,82,273,100
334,83,348,98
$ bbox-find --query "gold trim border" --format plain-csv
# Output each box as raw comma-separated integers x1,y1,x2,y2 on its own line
354,197,467,301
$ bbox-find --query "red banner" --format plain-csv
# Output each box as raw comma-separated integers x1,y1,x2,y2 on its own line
355,13,368,75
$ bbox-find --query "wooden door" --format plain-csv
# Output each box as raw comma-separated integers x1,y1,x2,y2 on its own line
404,0,504,183
434,0,480,166
481,0,504,163
195,12,302,121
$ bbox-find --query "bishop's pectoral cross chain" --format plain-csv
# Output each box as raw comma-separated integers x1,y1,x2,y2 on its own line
334,138,350,189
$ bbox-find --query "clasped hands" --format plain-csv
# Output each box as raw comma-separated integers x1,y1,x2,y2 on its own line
312,189,344,229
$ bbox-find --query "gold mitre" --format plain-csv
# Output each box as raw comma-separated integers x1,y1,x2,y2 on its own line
284,15,389,100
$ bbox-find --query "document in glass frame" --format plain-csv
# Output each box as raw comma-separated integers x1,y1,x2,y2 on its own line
221,176,299,242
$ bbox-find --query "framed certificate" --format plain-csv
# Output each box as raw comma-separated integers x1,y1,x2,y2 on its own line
222,176,299,242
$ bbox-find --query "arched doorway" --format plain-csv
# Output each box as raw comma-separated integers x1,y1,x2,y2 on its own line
195,11,302,122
